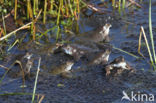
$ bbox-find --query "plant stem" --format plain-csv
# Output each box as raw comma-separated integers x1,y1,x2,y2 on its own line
43,0,47,24
122,0,125,9
14,0,17,20
149,0,156,64
141,26,154,65
118,0,121,14
33,0,36,15
112,0,115,8
2,13,6,36
31,57,41,103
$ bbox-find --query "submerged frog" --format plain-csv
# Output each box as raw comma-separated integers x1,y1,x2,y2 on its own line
23,53,34,74
87,49,111,65
83,23,112,43
61,43,99,61
37,43,63,55
67,23,112,46
105,56,135,76
50,61,74,77
8,52,34,78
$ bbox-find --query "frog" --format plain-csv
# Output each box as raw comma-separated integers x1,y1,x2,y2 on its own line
50,61,74,78
8,52,34,78
84,23,112,43
68,23,112,43
61,43,99,61
87,49,111,66
105,56,135,76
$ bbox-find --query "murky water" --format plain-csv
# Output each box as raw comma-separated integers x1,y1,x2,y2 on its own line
0,0,156,103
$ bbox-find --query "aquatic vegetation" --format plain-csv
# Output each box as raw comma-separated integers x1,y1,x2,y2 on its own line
0,0,142,42
138,0,156,70
0,0,82,41
0,1,153,102
111,0,142,11
32,57,41,103
149,0,156,67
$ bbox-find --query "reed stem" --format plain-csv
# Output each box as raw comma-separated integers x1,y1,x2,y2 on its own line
118,0,121,13
14,0,17,20
27,0,29,19
112,0,115,8
141,26,154,64
122,0,125,9
31,57,41,103
33,0,36,15
149,0,156,64
43,0,47,24
68,0,74,16
2,13,6,36
50,0,54,11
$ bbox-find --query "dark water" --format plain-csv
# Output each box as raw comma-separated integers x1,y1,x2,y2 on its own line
0,0,156,103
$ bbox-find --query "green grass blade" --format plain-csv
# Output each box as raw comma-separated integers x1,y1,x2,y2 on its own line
7,39,19,51
149,0,156,64
43,0,47,24
31,57,41,103
141,26,154,65
122,0,125,9
0,92,33,96
33,0,36,15
0,69,9,85
112,46,140,59
2,13,6,36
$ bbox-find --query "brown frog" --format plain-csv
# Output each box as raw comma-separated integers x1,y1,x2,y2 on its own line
8,52,34,78
105,56,135,76
87,49,111,65
67,23,112,45
83,23,112,43
39,43,63,55
61,43,99,61
88,49,111,65
50,61,74,78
